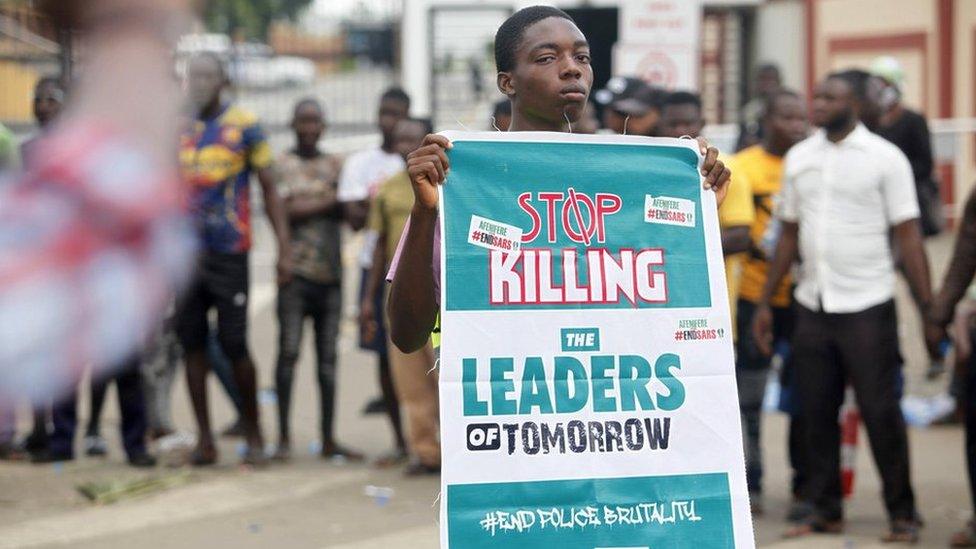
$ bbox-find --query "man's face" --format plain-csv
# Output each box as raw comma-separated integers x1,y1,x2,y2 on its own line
506,17,594,124
186,56,225,111
292,104,325,150
393,120,427,162
660,104,703,138
766,95,808,148
378,98,409,141
755,68,781,97
860,76,886,130
33,82,63,127
811,78,855,130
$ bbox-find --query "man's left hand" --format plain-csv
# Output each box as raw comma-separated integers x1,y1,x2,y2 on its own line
277,252,294,286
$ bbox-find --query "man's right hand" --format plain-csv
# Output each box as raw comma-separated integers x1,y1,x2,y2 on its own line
406,134,452,211
751,303,774,356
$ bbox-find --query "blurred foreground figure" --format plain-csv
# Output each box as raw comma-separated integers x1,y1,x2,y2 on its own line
0,0,198,400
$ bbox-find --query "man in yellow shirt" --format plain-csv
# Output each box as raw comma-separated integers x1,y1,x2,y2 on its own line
733,90,808,514
660,91,755,317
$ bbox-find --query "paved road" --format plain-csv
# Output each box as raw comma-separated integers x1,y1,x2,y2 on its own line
0,219,968,548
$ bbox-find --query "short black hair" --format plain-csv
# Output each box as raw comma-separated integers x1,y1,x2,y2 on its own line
492,98,512,117
763,89,801,118
293,97,324,118
662,91,702,112
829,69,871,102
400,117,434,136
381,86,411,109
494,6,574,73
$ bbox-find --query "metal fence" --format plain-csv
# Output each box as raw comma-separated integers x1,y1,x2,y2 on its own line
222,4,403,148
428,6,512,132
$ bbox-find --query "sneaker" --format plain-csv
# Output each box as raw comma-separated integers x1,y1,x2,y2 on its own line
128,453,157,468
83,435,108,457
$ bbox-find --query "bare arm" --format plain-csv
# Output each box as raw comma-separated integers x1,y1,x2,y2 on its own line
359,231,387,343
388,208,439,353
286,192,340,221
721,226,751,256
893,219,933,311
364,231,387,306
257,167,293,284
751,221,799,355
388,133,451,353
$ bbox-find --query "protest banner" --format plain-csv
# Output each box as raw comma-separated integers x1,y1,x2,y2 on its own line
437,131,754,548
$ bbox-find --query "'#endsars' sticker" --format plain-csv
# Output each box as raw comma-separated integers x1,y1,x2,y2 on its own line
468,215,523,252
644,195,696,228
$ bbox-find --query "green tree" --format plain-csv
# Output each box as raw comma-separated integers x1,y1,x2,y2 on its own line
203,0,314,40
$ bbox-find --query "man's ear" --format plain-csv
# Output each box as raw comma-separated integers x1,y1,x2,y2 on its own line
497,72,515,98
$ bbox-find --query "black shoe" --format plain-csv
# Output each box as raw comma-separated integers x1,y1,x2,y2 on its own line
30,449,72,464
127,453,157,468
361,397,387,415
21,432,47,453
219,418,246,438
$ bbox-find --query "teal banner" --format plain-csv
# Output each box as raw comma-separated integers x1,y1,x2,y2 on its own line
447,473,734,548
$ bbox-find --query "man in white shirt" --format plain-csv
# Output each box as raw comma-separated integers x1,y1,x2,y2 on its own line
752,70,937,543
338,87,410,460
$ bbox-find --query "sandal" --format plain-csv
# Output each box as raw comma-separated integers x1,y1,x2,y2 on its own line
783,518,844,539
951,521,976,548
881,518,920,544
373,449,408,469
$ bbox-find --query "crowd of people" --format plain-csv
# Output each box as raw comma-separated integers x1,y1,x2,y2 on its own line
1,1,974,546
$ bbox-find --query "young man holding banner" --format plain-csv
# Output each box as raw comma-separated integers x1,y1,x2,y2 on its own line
389,6,741,548
388,6,730,353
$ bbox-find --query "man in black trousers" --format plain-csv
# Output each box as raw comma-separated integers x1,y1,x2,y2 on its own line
47,359,155,467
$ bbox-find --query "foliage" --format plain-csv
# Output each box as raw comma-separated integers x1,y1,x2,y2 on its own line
203,0,314,40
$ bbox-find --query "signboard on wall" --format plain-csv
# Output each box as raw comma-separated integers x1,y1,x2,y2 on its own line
614,0,702,90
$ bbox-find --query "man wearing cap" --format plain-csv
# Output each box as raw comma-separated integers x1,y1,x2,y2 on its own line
871,56,940,237
594,76,666,137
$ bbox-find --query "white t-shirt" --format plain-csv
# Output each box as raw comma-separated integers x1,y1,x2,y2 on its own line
337,147,404,202
338,147,406,268
778,123,920,314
